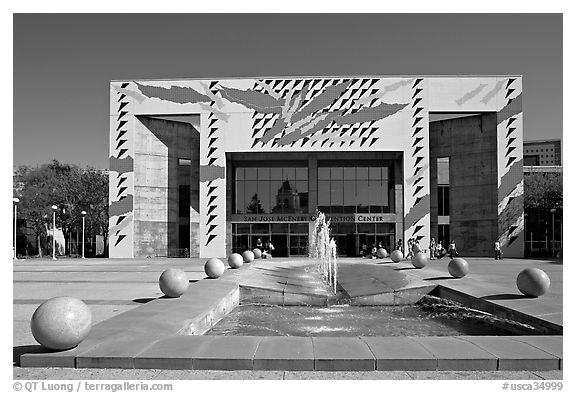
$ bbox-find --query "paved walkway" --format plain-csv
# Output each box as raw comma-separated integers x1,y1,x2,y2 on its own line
13,256,563,379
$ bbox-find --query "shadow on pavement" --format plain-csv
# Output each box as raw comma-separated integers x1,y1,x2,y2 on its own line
423,276,457,281
132,298,155,304
480,294,526,300
13,345,43,366
394,267,417,271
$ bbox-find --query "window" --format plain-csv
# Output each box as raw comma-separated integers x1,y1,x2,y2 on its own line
316,165,393,214
235,166,308,214
438,186,450,216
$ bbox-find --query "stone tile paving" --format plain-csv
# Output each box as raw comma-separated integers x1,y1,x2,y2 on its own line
13,256,563,375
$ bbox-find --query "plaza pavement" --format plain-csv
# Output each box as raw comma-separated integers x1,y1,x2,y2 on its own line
13,255,562,379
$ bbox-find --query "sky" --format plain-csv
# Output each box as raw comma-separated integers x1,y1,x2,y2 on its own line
13,13,563,170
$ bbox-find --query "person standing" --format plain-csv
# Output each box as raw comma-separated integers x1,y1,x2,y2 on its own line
429,238,437,260
406,238,414,259
448,240,459,259
256,238,263,251
494,240,503,260
396,239,403,253
412,238,422,254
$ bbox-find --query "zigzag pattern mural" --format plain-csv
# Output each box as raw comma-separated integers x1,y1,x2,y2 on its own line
204,81,222,247
220,78,407,149
496,78,524,250
109,82,134,256
405,78,428,243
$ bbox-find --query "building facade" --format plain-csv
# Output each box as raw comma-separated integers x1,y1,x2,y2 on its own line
109,76,524,259
523,139,561,166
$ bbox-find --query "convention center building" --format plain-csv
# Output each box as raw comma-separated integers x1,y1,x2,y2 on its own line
109,75,524,259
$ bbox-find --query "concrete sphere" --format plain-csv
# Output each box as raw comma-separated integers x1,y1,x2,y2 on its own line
253,248,262,259
517,268,550,297
242,250,255,263
228,253,244,269
377,248,388,259
411,252,428,269
145,246,154,254
31,297,92,351
448,257,470,278
390,250,403,262
204,258,226,278
159,268,189,297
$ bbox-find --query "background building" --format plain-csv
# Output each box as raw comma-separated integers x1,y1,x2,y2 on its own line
523,139,561,166
109,76,524,259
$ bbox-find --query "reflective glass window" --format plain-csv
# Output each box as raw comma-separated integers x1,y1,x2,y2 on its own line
258,180,270,213
296,167,308,180
236,168,244,180
251,223,269,233
318,167,331,180
257,167,270,180
283,167,296,181
318,180,331,212
343,167,355,180
369,166,381,180
357,167,369,179
236,181,245,213
245,168,257,180
290,223,308,233
271,167,283,180
331,167,343,180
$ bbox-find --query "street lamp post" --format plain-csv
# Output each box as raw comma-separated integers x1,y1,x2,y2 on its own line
550,208,556,256
52,205,58,260
13,198,20,259
81,211,87,259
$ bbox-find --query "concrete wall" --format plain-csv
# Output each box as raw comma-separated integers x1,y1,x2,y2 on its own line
133,116,200,257
430,114,499,256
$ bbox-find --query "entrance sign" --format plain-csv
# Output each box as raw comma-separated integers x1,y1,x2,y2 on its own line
231,214,396,223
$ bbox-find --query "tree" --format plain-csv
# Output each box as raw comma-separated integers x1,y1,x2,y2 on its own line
524,171,562,210
246,193,265,214
14,160,109,257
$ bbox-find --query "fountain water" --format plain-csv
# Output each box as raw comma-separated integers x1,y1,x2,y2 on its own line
309,211,338,294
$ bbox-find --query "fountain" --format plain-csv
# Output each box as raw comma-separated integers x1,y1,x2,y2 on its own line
309,211,338,294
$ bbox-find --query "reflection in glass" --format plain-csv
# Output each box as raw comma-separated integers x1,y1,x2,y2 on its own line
283,167,296,181
270,167,282,180
258,180,270,213
236,182,244,214
318,167,330,180
257,167,270,180
357,167,368,179
236,168,244,180
318,180,330,212
245,168,257,180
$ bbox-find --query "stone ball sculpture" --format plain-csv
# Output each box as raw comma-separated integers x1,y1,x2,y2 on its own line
253,248,262,259
448,257,470,278
145,246,155,255
204,258,226,279
411,252,428,269
242,250,255,263
159,268,189,297
31,297,92,351
377,248,388,259
390,250,403,263
516,268,551,297
228,253,244,269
